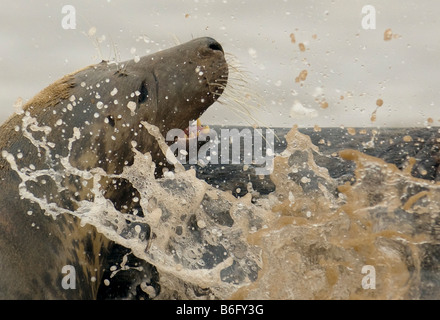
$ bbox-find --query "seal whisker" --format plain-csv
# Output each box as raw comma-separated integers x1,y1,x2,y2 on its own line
171,34,181,45
213,53,281,143
215,98,280,144
109,35,123,67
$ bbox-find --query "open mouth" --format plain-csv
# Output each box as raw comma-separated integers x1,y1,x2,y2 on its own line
183,118,210,139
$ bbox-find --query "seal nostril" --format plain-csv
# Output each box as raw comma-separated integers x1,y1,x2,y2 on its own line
208,42,224,53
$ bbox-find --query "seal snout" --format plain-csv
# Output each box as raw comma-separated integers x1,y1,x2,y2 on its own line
194,37,225,55
199,37,228,103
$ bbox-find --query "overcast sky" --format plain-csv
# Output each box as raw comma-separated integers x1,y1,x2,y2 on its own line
1,0,439,128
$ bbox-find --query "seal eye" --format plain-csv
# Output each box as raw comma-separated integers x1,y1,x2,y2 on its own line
107,115,115,127
138,81,149,104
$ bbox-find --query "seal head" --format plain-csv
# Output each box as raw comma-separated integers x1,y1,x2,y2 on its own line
0,37,228,299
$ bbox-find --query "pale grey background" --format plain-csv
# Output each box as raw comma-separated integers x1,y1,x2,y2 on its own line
1,0,439,128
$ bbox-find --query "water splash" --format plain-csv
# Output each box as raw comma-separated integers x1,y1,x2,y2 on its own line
5,113,440,299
